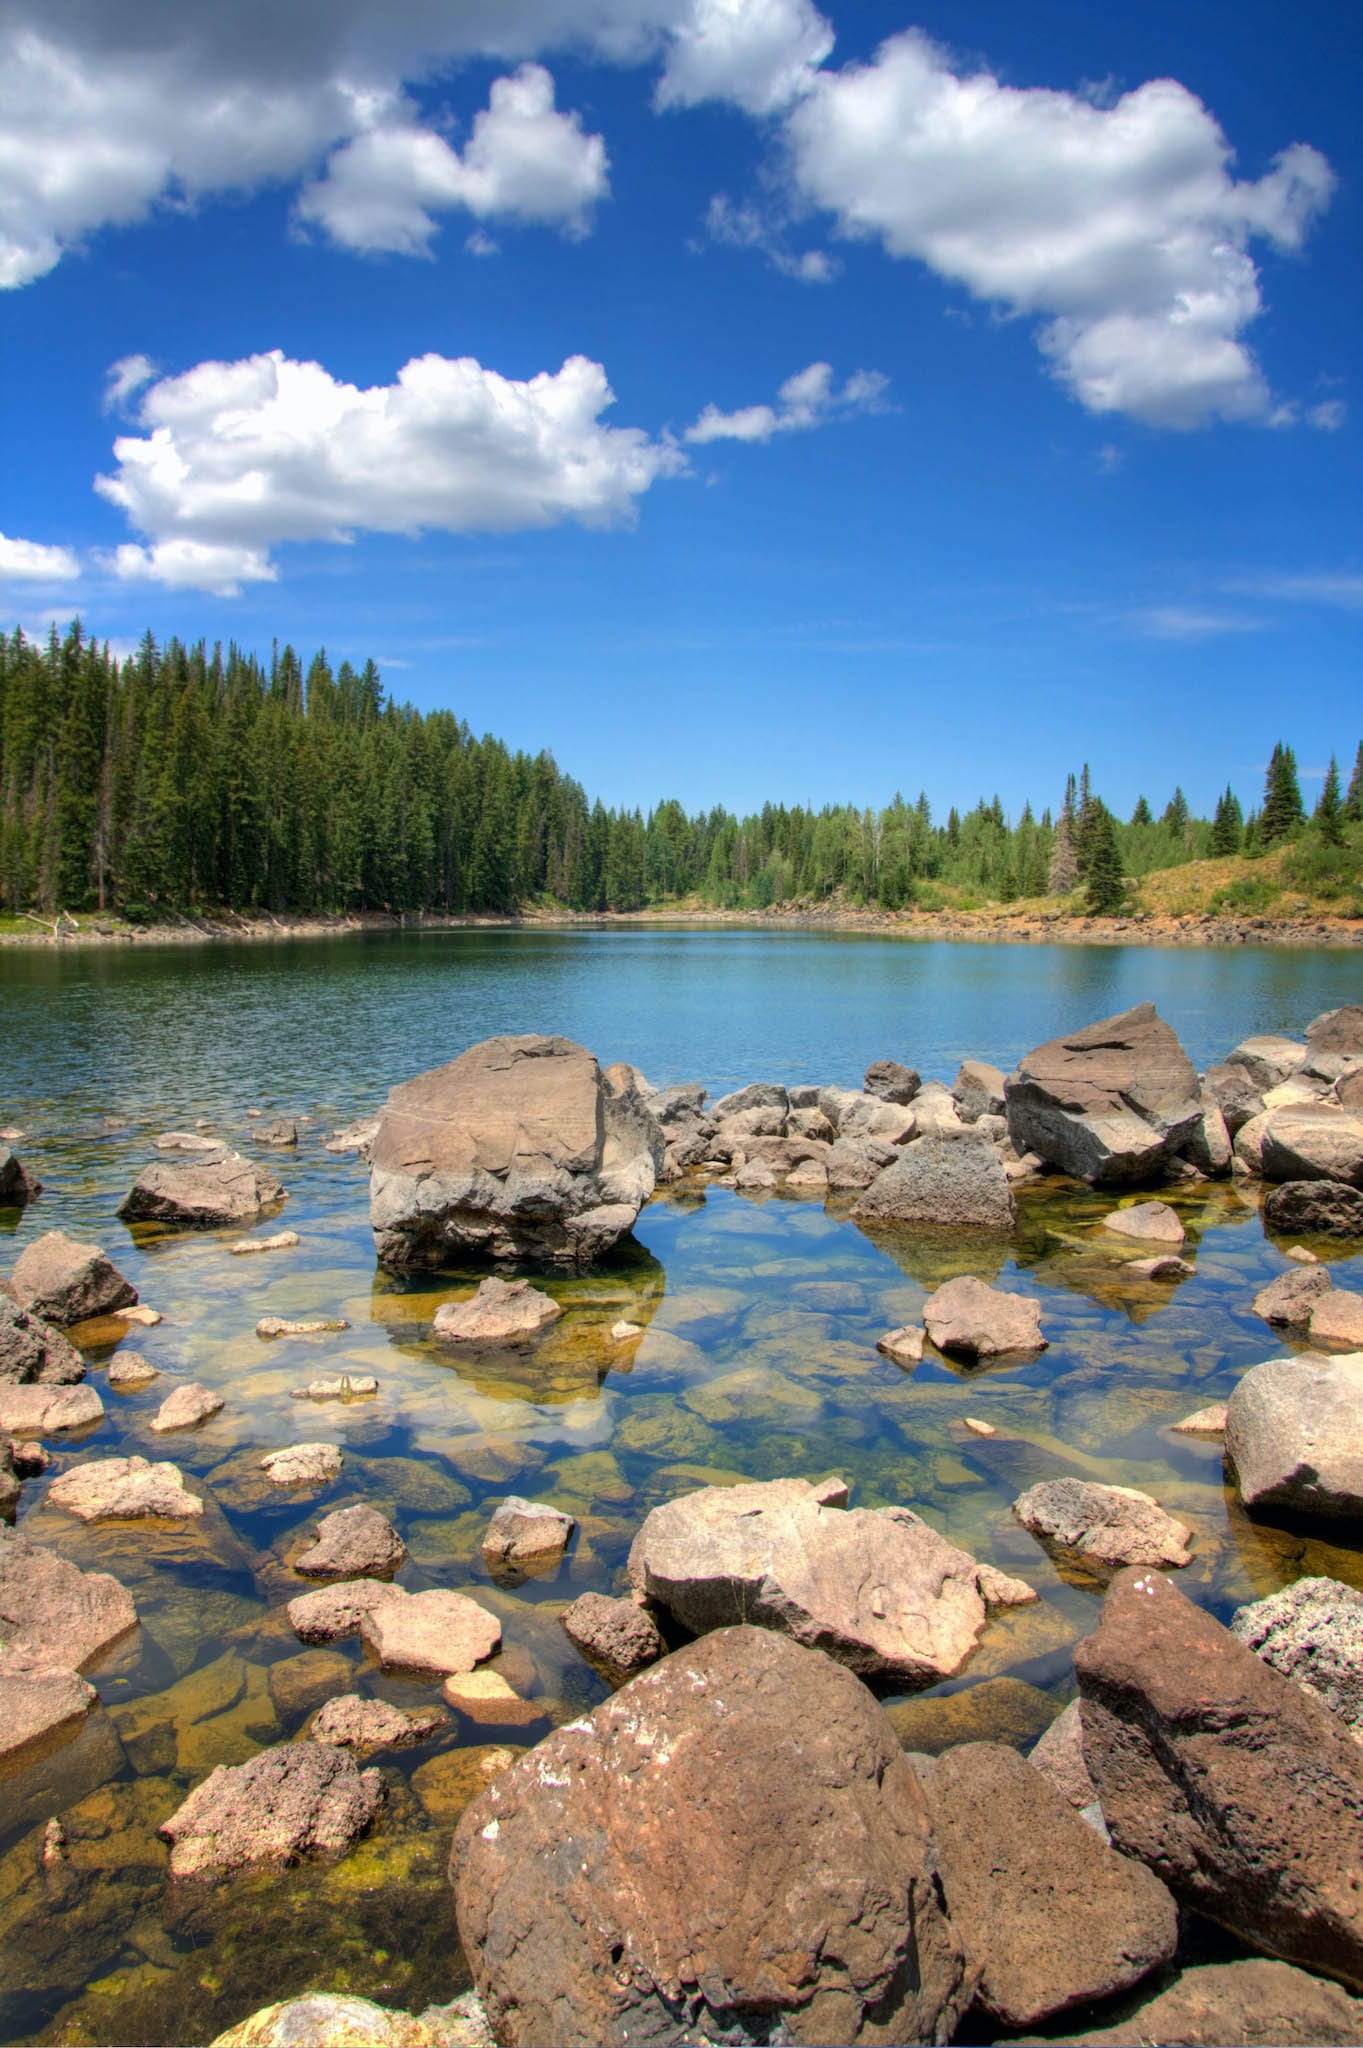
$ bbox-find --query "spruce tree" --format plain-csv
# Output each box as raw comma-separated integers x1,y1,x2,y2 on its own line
1083,803,1125,915
1344,742,1363,823
1129,796,1152,827
1209,786,1243,856
1315,756,1344,846
1161,786,1189,840
1260,742,1304,844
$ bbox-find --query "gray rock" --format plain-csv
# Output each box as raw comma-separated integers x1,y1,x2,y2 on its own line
119,1149,286,1227
1253,1263,1334,1326
951,1059,1007,1121
8,1229,137,1324
1014,1478,1193,1576
852,1135,1016,1231
1205,1060,1267,1135
824,1136,897,1189
1309,1006,1363,1059
1231,1577,1363,1736
1226,1034,1312,1091
923,1274,1046,1358
1005,1002,1203,1185
1226,1352,1363,1516
1259,1105,1363,1186
369,1034,662,1272
0,1295,85,1385
255,1117,298,1148
863,1059,921,1104
1263,1180,1363,1239
710,1081,788,1119
159,1739,384,1878
260,1442,343,1488
1178,1089,1234,1176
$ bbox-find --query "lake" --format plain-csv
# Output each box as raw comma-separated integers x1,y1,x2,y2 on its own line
2,929,1362,2046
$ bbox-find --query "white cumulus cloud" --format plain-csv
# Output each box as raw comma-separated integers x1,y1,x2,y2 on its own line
686,359,887,441
298,66,609,255
783,29,1334,426
0,532,81,581
657,0,832,114
94,348,684,595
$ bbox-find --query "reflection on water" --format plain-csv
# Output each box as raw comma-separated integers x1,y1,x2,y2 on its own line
1,932,1362,2044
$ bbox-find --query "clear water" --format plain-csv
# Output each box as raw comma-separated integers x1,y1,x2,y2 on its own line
1,930,1361,2046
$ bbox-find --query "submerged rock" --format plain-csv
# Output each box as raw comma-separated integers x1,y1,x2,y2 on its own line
159,1739,383,1878
309,1695,448,1753
8,1229,137,1324
150,1381,224,1433
260,1442,344,1488
452,1625,969,2048
1013,1478,1193,1576
229,1230,301,1256
0,1294,85,1385
108,1353,160,1387
1004,1002,1202,1185
257,1315,350,1338
1231,1577,1363,1737
0,1652,97,1765
368,1034,663,1272
627,1474,1035,1685
47,1453,203,1521
1171,1402,1228,1435
852,1135,1016,1231
921,1740,1177,2027
290,1374,378,1401
1225,1351,1363,1517
1075,1565,1363,1989
923,1274,1046,1358
1101,1199,1186,1245
294,1505,407,1579
0,1380,104,1433
432,1277,562,1344
560,1590,665,1680
118,1149,286,1228
360,1587,501,1676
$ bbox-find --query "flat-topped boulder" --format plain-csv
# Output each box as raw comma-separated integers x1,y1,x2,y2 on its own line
291,1374,378,1401
8,1230,137,1324
452,1625,969,2048
1226,1351,1363,1516
360,1587,501,1676
260,1442,343,1488
0,1380,103,1434
923,1274,1046,1358
287,1577,405,1645
1311,1291,1363,1348
368,1034,664,1272
0,1650,97,1765
159,1740,383,1879
432,1277,562,1344
294,1505,407,1579
0,1295,85,1384
1005,1002,1203,1185
47,1453,203,1521
0,1523,138,1665
628,1474,1035,1684
1075,1566,1363,1988
1013,1478,1193,1576
1037,1958,1363,2048
1231,1577,1363,1737
119,1147,285,1228
1225,1034,1311,1091
1259,1105,1363,1186
852,1135,1016,1231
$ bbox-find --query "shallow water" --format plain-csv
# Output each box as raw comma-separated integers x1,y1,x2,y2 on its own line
1,930,1362,2046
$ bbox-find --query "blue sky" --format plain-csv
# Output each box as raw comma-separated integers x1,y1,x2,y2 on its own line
2,0,1359,820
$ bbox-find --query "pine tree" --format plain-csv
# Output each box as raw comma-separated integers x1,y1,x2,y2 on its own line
1083,803,1125,915
1344,742,1363,823
1161,786,1190,841
1048,814,1079,894
1315,756,1344,846
1209,786,1243,856
1260,742,1304,844
1129,796,1152,827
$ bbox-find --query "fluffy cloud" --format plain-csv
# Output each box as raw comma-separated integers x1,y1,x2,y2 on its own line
0,532,81,581
95,348,683,594
298,66,609,254
0,0,830,283
704,193,835,282
784,30,1334,426
686,359,886,441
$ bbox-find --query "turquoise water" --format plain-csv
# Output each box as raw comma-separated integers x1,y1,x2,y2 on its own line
1,929,1362,2046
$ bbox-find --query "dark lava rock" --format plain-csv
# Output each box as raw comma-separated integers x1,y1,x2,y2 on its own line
863,1059,921,1105
560,1590,664,1681
159,1739,384,1878
1263,1179,1363,1240
0,1295,86,1384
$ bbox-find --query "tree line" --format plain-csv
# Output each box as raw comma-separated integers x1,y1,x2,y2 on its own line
1,622,1359,920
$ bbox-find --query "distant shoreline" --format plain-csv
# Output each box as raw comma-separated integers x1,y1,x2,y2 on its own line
2,903,1360,952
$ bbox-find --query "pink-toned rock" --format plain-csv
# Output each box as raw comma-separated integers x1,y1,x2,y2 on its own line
480,1497,575,1577
1014,1479,1193,1575
924,1275,1047,1358
159,1740,383,1878
309,1694,448,1752
294,1505,407,1579
47,1453,203,1521
0,1381,103,1434
260,1442,343,1487
360,1588,501,1676
560,1591,665,1680
1310,1291,1363,1349
119,1149,286,1228
150,1381,224,1432
876,1325,925,1366
8,1230,137,1324
287,1578,405,1646
0,1523,138,1665
441,1671,547,1727
1171,1403,1228,1436
433,1277,563,1344
1101,1200,1186,1246
0,1651,96,1764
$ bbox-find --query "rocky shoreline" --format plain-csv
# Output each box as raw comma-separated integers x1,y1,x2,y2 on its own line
2,900,1360,950
4,1003,1363,2045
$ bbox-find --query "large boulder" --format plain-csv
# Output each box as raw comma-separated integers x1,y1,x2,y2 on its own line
921,1741,1177,2027
923,1274,1046,1358
118,1149,285,1228
360,1588,501,1676
1225,1352,1363,1516
1004,1003,1202,1185
0,1295,85,1384
0,1147,40,1205
368,1035,663,1272
1309,1007,1363,1059
627,1475,1035,1685
851,1136,1016,1231
159,1740,384,1879
8,1230,137,1324
1013,1478,1193,1576
1259,1105,1363,1186
1037,1958,1363,2048
452,1625,969,2048
1231,1577,1363,1737
0,1523,137,1666
1263,1180,1363,1239
1074,1566,1363,1988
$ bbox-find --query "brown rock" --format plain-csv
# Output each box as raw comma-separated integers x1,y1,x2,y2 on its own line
1123,1253,1193,1278
864,1058,921,1104
108,1353,159,1387
1311,1291,1363,1348
118,1149,286,1228
452,1626,969,2048
1074,1565,1363,1988
1101,1199,1186,1245
433,1277,563,1344
257,1315,350,1338
159,1739,383,1878
360,1588,501,1675
923,1274,1046,1358
412,1744,520,1827
294,1505,407,1579
8,1230,137,1324
1263,1180,1363,1239
287,1578,405,1646
47,1453,203,1521
1260,1106,1363,1186
309,1694,448,1752
1253,1262,1334,1326
0,1523,138,1665
885,1675,1059,1757
0,1650,96,1765
0,1146,40,1205
922,1741,1176,2026
951,1059,1006,1121
0,1380,104,1433
368,1034,663,1272
560,1590,665,1679
150,1381,224,1432
1309,1007,1363,1058
1004,1002,1203,1185
1033,1957,1363,2047
1013,1478,1193,1576
267,1647,353,1721
480,1496,574,1578
0,1294,86,1385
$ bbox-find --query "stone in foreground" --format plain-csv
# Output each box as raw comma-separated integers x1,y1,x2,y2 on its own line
159,1739,383,1878
0,1294,85,1385
1013,1477,1193,1576
480,1496,575,1578
1101,1199,1186,1245
8,1230,137,1324
453,1625,969,2048
1075,1565,1363,1989
260,1442,343,1488
0,1523,138,1666
1004,1002,1203,1185
368,1034,663,1272
560,1590,665,1680
47,1453,203,1521
1225,1351,1363,1517
309,1695,448,1753
360,1587,501,1676
1037,1958,1363,2048
1253,1262,1334,1326
1231,1576,1363,1737
210,1995,449,2048
150,1381,224,1432
287,1577,405,1646
0,1650,96,1765
118,1149,286,1228
852,1135,1016,1231
923,1274,1046,1358
432,1277,563,1344
628,1475,1035,1684
921,1741,1177,2026
0,1381,104,1434
294,1504,407,1579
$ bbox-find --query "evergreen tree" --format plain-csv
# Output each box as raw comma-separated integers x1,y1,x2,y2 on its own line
1314,756,1344,846
1129,795,1152,827
1209,786,1243,856
1344,742,1363,823
1161,786,1190,841
1260,742,1305,844
1083,803,1125,915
